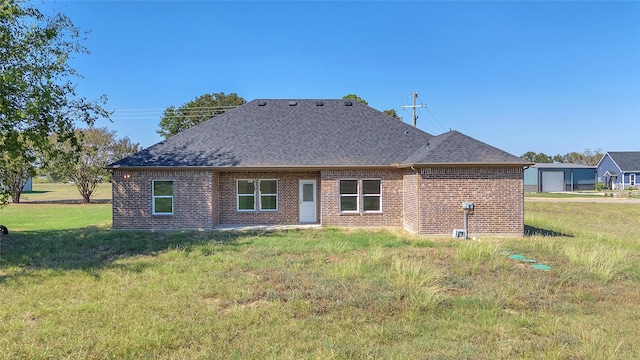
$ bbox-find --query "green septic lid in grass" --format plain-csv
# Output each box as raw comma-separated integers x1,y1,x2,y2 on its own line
532,264,552,271
509,254,536,262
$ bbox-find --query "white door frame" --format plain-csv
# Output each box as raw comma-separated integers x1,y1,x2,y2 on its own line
299,180,317,223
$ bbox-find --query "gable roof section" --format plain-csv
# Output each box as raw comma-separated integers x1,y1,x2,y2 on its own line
604,151,640,172
110,99,433,168
109,99,528,169
400,130,529,166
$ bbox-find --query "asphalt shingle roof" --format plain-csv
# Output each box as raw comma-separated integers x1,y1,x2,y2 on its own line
109,99,527,169
401,130,527,165
606,152,640,172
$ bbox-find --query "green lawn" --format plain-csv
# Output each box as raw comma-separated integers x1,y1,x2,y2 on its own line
0,183,112,231
21,182,112,203
525,191,600,198
0,194,638,358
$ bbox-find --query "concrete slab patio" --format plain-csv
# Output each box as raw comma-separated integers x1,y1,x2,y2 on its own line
215,224,322,232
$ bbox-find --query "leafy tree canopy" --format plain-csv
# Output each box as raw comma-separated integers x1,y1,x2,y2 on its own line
383,109,402,121
1,0,109,205
521,151,554,163
157,92,246,139
342,94,368,105
48,127,139,203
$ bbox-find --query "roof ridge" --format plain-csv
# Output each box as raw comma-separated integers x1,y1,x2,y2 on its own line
399,129,529,166
427,129,457,151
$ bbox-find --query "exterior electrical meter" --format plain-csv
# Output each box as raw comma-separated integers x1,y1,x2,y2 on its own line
453,202,474,239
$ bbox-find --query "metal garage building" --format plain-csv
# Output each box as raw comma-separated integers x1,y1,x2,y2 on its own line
524,163,597,192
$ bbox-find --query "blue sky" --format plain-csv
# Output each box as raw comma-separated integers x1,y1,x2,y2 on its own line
45,1,639,156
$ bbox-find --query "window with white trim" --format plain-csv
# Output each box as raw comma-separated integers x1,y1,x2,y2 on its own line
339,180,359,212
362,179,382,212
237,179,279,212
339,179,383,213
631,174,636,186
237,180,256,211
152,180,173,214
259,179,278,211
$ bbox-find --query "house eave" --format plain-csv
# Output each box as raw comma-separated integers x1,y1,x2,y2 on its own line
395,162,533,169
109,162,533,172
107,164,399,172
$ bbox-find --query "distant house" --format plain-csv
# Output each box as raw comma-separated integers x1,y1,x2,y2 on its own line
596,151,640,190
1,177,32,192
524,163,596,192
23,177,32,192
108,99,531,236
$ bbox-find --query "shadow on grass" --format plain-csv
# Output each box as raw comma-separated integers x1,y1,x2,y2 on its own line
0,228,273,283
22,190,51,194
524,225,573,237
19,199,112,204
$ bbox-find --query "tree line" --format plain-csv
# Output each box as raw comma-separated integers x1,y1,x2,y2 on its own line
520,149,604,166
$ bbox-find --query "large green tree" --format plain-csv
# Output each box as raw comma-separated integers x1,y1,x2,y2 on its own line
48,127,139,203
157,92,246,139
1,0,109,205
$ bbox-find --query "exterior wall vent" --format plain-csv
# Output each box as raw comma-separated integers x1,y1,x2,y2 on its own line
316,101,324,106
344,101,352,106
257,100,266,106
288,101,297,106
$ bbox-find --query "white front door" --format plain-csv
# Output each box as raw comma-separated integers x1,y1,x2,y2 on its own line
299,180,317,223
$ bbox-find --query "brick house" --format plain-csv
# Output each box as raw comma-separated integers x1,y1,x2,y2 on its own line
108,99,530,236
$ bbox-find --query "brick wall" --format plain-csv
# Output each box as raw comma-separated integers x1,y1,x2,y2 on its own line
417,167,524,236
320,169,405,228
218,171,320,225
112,169,213,230
112,167,524,236
211,171,219,227
403,172,419,233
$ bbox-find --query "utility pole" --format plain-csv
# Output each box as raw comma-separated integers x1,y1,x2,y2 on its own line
401,91,427,127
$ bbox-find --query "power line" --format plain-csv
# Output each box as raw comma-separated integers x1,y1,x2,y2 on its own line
421,107,448,133
114,106,237,112
103,106,239,122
